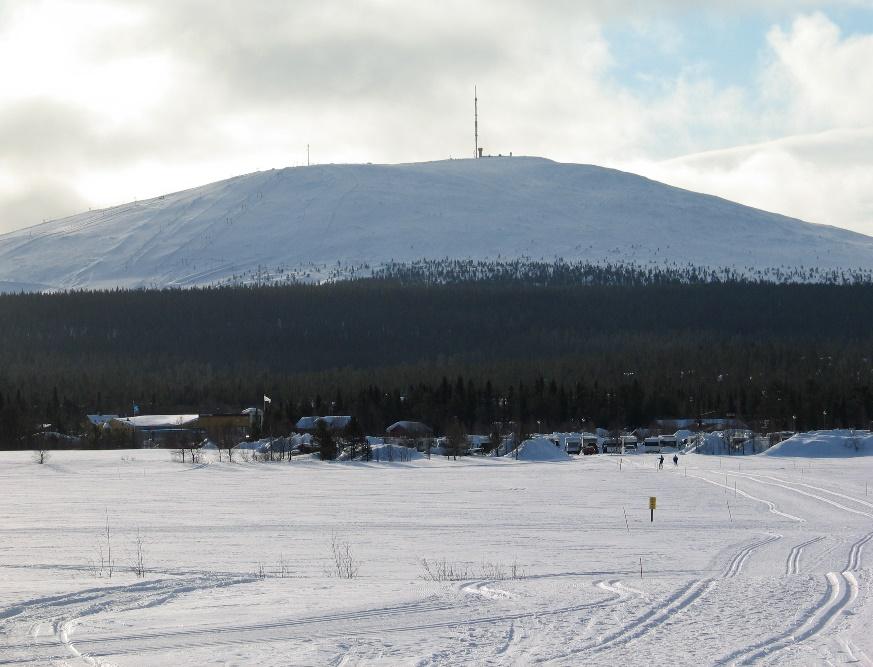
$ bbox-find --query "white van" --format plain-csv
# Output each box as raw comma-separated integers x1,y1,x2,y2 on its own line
601,438,621,453
644,437,661,453
659,435,678,450
621,435,639,452
564,436,582,455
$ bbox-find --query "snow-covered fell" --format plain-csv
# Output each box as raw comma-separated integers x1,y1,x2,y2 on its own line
2,156,873,291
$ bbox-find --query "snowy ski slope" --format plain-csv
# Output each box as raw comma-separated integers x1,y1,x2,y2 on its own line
2,157,873,291
2,447,873,665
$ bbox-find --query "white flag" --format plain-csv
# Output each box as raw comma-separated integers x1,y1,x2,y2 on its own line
264,395,272,404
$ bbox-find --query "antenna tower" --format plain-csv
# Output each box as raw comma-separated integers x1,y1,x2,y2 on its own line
474,86,479,158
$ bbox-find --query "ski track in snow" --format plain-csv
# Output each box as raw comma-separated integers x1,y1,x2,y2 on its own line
545,532,781,664
2,579,634,664
573,580,716,658
694,468,873,666
0,574,256,665
722,534,783,578
686,470,805,522
460,580,514,600
755,475,873,513
413,578,637,666
846,531,873,572
786,536,825,575
718,469,873,520
718,570,860,665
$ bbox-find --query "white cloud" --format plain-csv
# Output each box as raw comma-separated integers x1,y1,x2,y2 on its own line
634,128,873,235
634,12,873,234
0,2,872,236
763,12,873,130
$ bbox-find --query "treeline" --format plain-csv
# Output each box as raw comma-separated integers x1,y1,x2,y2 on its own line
371,259,873,286
215,259,873,288
1,274,872,447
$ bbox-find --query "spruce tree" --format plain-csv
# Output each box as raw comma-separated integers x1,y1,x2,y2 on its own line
315,421,337,461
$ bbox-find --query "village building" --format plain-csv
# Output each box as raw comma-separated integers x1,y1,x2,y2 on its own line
386,420,434,450
106,409,258,447
295,415,352,433
197,412,256,433
108,414,202,446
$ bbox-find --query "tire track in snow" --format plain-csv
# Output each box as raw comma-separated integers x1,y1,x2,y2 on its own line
786,537,824,576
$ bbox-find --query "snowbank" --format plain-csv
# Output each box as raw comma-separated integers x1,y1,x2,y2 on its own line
683,431,753,455
234,438,272,453
351,443,425,462
505,437,571,462
763,430,873,458
674,429,694,444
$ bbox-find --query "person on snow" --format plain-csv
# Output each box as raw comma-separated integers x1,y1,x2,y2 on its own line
673,454,679,466
658,454,664,469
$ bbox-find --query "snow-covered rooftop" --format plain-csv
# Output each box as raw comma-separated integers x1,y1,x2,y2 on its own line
112,414,199,429
386,420,433,436
86,414,119,426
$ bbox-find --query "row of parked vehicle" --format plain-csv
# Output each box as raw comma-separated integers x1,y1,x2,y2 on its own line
549,433,681,455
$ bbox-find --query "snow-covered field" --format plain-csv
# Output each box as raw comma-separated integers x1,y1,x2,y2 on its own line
2,446,873,666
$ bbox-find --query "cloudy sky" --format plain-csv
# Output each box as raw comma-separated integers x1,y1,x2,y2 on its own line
1,0,873,236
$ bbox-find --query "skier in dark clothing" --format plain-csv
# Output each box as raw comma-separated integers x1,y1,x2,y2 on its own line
673,454,679,466
658,454,664,469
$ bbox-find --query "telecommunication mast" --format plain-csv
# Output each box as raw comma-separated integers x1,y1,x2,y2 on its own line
474,86,479,158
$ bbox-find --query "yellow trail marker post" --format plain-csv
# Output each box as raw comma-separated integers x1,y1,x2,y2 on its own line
649,496,657,522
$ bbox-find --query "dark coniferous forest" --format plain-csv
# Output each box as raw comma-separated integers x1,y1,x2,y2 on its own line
1,263,872,447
